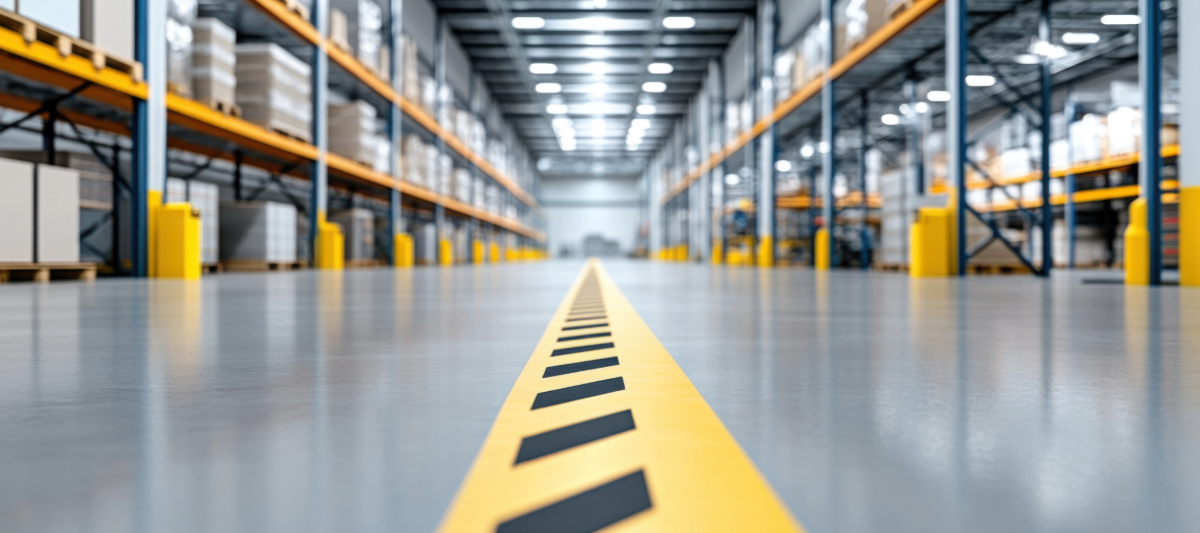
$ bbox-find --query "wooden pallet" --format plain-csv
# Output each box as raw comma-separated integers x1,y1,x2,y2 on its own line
0,9,142,81
272,128,313,144
0,262,97,283
886,0,915,20
203,98,241,118
221,260,308,272
275,0,311,22
201,263,223,275
967,263,1032,275
346,258,383,269
873,263,910,273
330,37,353,55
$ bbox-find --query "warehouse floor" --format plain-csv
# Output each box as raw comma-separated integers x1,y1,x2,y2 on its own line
1,261,1197,532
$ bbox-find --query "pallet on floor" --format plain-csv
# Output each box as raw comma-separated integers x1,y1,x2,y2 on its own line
873,263,909,273
0,263,97,283
220,260,307,272
201,263,223,275
346,258,383,269
967,263,1032,275
0,9,143,80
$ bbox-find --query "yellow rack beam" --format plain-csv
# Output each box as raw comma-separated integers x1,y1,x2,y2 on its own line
967,145,1181,190
243,0,539,210
0,20,147,107
661,0,944,205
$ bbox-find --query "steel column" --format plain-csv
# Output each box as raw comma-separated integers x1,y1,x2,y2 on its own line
1038,0,1053,276
859,92,870,269
905,78,924,196
820,0,837,268
1140,0,1163,285
132,0,165,277
388,0,404,263
434,18,448,262
309,0,330,263
756,0,776,266
1064,93,1077,268
947,0,968,276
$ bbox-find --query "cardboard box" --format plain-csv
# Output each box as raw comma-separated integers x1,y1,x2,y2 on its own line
36,164,81,263
0,158,35,262
192,18,237,106
236,43,312,141
80,0,134,59
331,0,383,70
329,100,378,163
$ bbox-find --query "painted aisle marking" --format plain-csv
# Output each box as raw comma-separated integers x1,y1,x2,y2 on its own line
437,260,804,533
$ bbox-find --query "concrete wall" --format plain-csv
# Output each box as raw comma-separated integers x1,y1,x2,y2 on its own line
542,177,642,257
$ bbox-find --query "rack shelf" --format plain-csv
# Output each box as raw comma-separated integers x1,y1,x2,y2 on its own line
967,145,1181,190
661,0,944,205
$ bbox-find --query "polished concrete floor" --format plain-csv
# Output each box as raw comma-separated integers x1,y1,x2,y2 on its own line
1,261,1197,532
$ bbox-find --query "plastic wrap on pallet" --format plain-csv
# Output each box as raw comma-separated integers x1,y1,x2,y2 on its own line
332,0,383,71
774,49,796,102
453,168,471,202
403,135,427,187
81,0,135,60
373,135,390,174
437,154,452,197
424,144,440,191
839,0,887,52
485,184,499,214
1069,114,1107,165
191,18,237,109
420,76,437,114
803,23,827,82
329,101,378,164
236,43,313,142
401,36,420,103
220,201,298,263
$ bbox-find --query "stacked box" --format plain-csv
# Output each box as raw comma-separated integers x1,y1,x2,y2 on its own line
16,0,80,37
878,169,907,266
1069,114,1107,165
219,202,298,263
438,154,453,196
0,158,35,262
0,151,112,211
166,0,197,96
485,185,499,214
802,24,827,83
839,0,887,53
373,135,390,174
329,100,378,164
401,36,420,104
472,177,486,209
166,178,220,264
236,43,312,142
1001,148,1032,179
192,18,237,107
35,165,80,263
453,168,471,202
424,145,441,192
332,0,383,73
455,110,473,142
329,208,375,260
81,0,135,60
402,135,427,187
1107,107,1141,158
421,76,437,114
471,122,487,155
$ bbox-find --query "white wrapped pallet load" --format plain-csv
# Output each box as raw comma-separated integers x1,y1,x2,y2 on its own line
329,208,375,261
1050,139,1070,171
424,144,440,191
373,135,390,174
1001,148,1032,179
36,165,80,263
840,0,887,51
1106,107,1141,158
486,185,499,214
191,18,237,110
165,0,198,96
18,0,80,37
81,0,135,60
329,101,378,164
421,76,437,114
455,111,472,143
438,154,453,196
803,24,827,82
401,36,420,102
1069,114,1107,165
0,158,35,263
454,168,471,202
473,177,486,209
220,202,298,263
331,0,383,73
402,135,426,187
471,122,487,155
236,43,312,142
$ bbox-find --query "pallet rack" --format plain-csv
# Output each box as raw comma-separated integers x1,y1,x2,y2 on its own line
0,0,545,278
649,0,1182,284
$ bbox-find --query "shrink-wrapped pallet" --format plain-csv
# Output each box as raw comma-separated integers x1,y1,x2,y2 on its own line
402,135,427,187
453,168,471,203
191,18,237,109
331,0,384,74
329,208,375,261
329,100,378,164
236,43,312,142
424,145,440,192
472,176,486,209
437,154,453,197
220,201,297,263
1069,114,1107,165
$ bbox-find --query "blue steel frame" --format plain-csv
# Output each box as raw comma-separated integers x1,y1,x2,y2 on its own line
858,92,870,269
308,0,327,263
1141,0,1163,285
388,0,404,263
1038,0,1053,276
821,0,837,266
947,0,968,276
132,0,150,277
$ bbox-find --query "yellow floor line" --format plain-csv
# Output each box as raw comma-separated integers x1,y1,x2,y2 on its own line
437,259,804,533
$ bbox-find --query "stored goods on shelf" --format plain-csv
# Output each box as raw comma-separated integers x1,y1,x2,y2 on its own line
485,184,499,214
329,208,375,261
453,168,471,203
414,223,436,264
219,202,298,263
0,151,111,210
402,135,427,187
1069,114,1107,165
80,0,134,60
802,24,827,84
329,100,379,165
470,121,486,155
166,178,219,264
472,176,485,209
838,0,887,53
373,134,390,173
11,0,79,37
191,17,237,112
422,144,440,191
165,0,197,97
401,36,420,102
437,154,452,197
0,158,35,263
235,43,312,142
420,76,436,114
331,0,384,75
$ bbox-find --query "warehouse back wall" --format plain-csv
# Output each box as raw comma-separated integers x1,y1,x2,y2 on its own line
542,176,642,258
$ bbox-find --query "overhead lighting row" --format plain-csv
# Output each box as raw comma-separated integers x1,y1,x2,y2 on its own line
528,62,675,75
511,16,696,30
627,118,651,151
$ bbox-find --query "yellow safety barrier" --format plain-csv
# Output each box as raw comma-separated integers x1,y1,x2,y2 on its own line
711,240,723,264
1181,187,1199,287
490,242,500,263
148,190,162,277
439,239,454,266
393,233,414,267
473,240,484,264
315,221,344,270
757,235,774,268
506,247,518,262
910,207,952,277
814,228,830,270
1124,198,1149,285
153,202,201,279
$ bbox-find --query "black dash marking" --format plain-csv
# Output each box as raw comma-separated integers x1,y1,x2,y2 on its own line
532,377,624,409
495,470,651,533
543,356,619,378
557,331,611,343
514,410,635,464
551,342,615,357
565,315,606,322
570,305,605,311
562,323,608,331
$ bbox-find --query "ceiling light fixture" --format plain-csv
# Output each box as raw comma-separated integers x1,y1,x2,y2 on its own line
1101,14,1140,25
552,118,573,128
775,160,792,172
588,62,608,77
631,118,651,129
535,83,562,93
881,114,901,126
724,173,740,186
642,81,667,93
648,62,674,74
590,82,608,94
1031,40,1068,59
1062,32,1100,45
966,75,996,87
637,104,657,115
529,63,558,74
512,17,545,29
663,16,696,29
915,102,930,114
593,0,607,7
800,145,815,159
1015,53,1040,64
546,103,568,114
927,90,951,102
